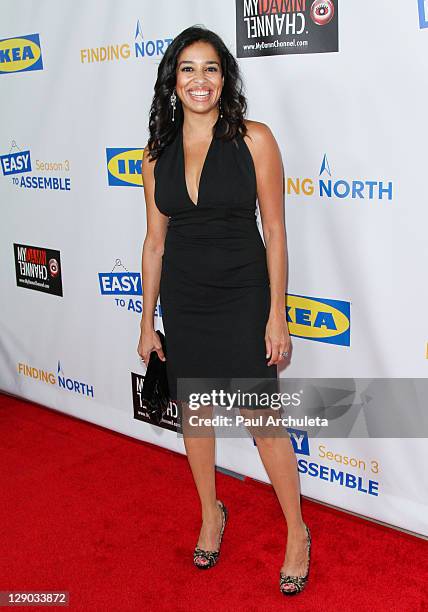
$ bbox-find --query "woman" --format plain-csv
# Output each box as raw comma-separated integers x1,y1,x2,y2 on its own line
138,26,311,596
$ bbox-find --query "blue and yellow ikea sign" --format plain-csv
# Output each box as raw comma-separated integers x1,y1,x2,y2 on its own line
286,293,350,346
0,34,43,74
106,148,143,187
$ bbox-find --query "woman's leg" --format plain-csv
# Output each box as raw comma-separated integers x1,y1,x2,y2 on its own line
254,432,309,578
181,402,223,553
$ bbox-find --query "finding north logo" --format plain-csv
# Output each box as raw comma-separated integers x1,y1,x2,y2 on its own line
287,154,393,202
17,360,94,397
80,20,173,63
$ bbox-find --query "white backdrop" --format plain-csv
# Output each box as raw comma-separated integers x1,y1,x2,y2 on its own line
1,1,427,537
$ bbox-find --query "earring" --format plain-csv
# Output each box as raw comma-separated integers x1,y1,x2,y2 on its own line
218,96,223,118
170,89,177,122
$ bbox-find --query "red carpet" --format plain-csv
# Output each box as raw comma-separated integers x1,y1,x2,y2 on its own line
0,392,427,611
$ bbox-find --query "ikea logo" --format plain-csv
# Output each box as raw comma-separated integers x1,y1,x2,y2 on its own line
106,148,143,187
286,293,350,346
0,34,43,74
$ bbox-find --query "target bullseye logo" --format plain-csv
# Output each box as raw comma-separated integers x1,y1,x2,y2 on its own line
310,0,334,26
49,258,59,278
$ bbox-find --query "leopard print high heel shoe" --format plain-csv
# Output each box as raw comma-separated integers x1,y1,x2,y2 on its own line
279,523,311,595
193,500,228,570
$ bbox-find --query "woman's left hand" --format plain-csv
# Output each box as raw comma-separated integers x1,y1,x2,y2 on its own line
265,311,291,366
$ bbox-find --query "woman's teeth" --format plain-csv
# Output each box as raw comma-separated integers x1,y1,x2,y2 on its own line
188,90,211,100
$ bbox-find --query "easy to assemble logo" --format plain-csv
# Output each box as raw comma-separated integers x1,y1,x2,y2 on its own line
283,428,379,496
98,258,162,318
288,428,311,455
0,147,32,175
1,141,72,191
0,33,43,74
418,0,428,28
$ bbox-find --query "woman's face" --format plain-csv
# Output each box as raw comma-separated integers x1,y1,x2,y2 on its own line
175,41,224,115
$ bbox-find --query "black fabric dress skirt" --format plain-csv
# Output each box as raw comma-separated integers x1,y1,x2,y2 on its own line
153,120,278,407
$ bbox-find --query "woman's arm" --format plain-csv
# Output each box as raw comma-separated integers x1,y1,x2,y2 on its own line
140,145,169,334
244,120,290,365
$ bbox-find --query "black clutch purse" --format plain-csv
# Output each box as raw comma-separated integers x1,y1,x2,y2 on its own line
141,330,170,425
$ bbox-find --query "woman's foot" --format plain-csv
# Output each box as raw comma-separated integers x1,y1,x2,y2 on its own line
280,522,311,595
193,500,227,569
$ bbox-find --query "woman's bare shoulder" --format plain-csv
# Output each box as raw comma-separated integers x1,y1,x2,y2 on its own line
142,142,157,179
242,119,279,157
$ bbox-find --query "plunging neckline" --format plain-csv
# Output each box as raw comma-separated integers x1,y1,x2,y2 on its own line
180,123,216,207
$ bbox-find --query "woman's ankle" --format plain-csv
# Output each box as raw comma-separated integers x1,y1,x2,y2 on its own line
286,519,307,538
201,500,221,522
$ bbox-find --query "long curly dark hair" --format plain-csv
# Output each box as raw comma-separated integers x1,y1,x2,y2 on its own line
146,25,248,161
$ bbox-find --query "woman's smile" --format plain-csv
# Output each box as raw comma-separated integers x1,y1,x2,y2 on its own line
186,88,214,103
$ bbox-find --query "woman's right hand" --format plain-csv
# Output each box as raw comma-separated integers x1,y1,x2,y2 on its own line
137,327,166,365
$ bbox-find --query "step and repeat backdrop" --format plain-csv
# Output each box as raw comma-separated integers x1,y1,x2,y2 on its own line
1,1,427,536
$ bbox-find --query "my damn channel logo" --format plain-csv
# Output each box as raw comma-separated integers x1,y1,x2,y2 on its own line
98,258,162,318
14,243,63,297
0,33,43,74
132,370,178,432
286,293,350,346
106,148,143,187
236,0,338,58
290,429,379,496
80,20,172,64
287,154,393,202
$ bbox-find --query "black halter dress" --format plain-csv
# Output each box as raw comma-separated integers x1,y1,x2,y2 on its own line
154,119,278,404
